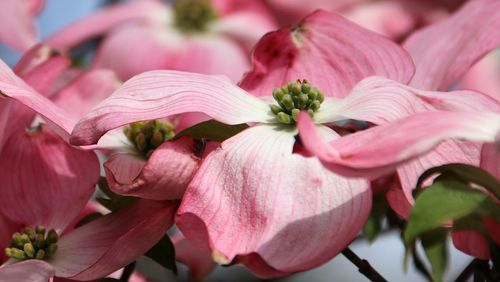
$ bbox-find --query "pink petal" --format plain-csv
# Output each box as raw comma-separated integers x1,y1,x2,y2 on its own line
93,25,177,81
53,199,176,280
51,69,120,120
316,77,432,125
0,60,77,139
46,0,167,49
70,70,273,146
172,233,215,281
13,44,61,76
18,55,71,97
0,260,55,281
451,230,490,260
170,35,250,83
484,218,500,246
297,111,500,178
396,140,481,208
104,136,201,200
342,1,415,39
266,0,361,25
459,51,500,102
210,11,276,51
0,0,38,51
0,213,21,264
0,125,99,232
481,143,500,179
386,185,411,219
176,125,371,276
405,0,500,90
239,10,415,98
0,99,13,151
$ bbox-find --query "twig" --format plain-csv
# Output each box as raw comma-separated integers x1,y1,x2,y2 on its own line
341,247,388,282
455,259,476,282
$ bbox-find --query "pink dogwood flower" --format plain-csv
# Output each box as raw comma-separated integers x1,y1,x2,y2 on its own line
46,0,276,82
0,0,42,52
0,46,178,280
294,0,500,259
66,10,457,277
0,196,176,281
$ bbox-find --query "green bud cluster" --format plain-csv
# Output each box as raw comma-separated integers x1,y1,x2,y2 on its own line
174,0,218,32
270,79,325,124
124,120,175,158
5,226,59,261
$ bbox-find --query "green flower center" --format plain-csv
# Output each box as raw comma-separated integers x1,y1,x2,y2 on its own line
5,226,59,261
124,120,175,158
270,79,325,124
173,0,218,33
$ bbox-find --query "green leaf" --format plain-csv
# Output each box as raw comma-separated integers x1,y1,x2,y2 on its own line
404,180,500,245
421,228,448,282
416,164,500,201
145,234,177,274
97,177,138,211
362,193,388,243
175,119,249,142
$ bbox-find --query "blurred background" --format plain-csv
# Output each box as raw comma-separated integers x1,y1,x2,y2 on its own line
0,1,474,281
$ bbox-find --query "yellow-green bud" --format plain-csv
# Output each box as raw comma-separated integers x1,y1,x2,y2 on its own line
24,243,35,258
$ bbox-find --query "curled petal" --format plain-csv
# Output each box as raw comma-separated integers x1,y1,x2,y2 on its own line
46,0,167,49
71,70,273,146
51,69,120,120
315,77,431,124
0,0,38,51
0,60,76,139
405,0,500,90
0,126,99,232
104,137,201,200
316,76,500,124
239,10,414,98
177,125,370,276
53,199,176,280
298,111,500,178
0,260,55,281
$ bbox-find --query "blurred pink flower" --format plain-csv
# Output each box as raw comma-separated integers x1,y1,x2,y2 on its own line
46,0,276,82
265,0,464,40
0,0,42,51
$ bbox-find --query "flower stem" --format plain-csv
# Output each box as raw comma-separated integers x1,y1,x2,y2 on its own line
341,247,388,282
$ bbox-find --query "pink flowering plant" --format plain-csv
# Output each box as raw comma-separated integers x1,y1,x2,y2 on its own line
0,0,499,281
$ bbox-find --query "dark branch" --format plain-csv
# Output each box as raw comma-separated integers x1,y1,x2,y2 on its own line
342,247,388,282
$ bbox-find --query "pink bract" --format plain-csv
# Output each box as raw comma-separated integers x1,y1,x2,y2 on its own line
0,0,42,52
46,0,276,82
